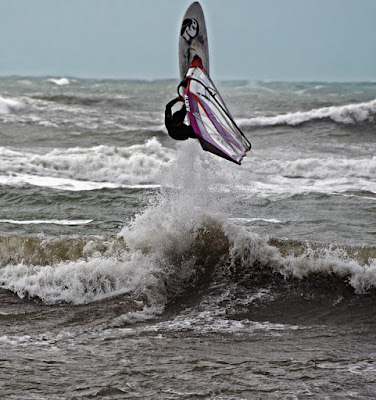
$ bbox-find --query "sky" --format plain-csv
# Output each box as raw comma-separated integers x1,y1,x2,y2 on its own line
0,0,375,81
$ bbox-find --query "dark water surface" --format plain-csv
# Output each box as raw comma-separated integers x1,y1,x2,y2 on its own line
1,77,376,398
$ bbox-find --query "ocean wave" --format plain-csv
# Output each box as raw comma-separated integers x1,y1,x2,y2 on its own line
0,95,162,131
0,138,175,190
238,99,376,127
0,94,25,114
260,156,376,181
242,154,376,197
0,174,122,191
47,78,71,86
1,148,376,317
230,217,285,224
32,94,132,108
0,219,92,226
0,218,375,311
0,237,165,305
129,310,301,335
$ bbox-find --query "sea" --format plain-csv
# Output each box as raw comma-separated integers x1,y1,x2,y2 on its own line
0,76,376,399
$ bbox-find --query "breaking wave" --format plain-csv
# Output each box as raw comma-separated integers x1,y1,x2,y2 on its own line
0,144,375,321
0,138,175,190
47,78,71,86
0,219,92,226
31,94,132,108
253,156,376,191
239,99,376,127
0,94,25,114
0,220,375,310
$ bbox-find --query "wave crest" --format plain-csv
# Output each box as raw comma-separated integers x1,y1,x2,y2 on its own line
0,94,25,114
1,222,376,310
239,99,376,127
1,144,376,321
0,138,175,190
47,78,70,86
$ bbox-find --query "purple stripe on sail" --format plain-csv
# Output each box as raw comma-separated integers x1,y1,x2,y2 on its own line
198,97,245,152
183,61,251,164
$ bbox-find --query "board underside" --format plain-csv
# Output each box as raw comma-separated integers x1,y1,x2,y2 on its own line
179,2,209,81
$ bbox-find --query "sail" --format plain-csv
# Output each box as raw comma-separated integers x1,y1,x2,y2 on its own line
183,57,251,165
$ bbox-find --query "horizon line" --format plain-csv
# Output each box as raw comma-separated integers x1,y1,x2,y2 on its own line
1,74,376,84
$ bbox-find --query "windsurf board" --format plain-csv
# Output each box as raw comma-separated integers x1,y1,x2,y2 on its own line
179,2,209,81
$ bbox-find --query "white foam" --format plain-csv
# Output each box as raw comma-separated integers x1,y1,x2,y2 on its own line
272,156,376,180
111,304,165,326
338,193,376,202
1,140,375,314
17,80,33,86
238,99,376,126
0,138,175,190
0,94,24,114
0,335,34,347
0,250,167,305
47,78,70,86
238,155,376,197
280,245,376,294
214,218,376,295
231,222,376,294
0,219,92,226
0,145,219,307
0,173,121,191
230,217,285,224
119,142,230,252
138,311,301,335
0,146,222,306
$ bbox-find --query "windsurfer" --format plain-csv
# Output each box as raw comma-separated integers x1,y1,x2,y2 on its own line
164,96,196,141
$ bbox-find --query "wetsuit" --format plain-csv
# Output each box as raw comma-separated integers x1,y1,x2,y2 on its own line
164,98,196,141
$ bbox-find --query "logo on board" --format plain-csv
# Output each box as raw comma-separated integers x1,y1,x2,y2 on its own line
181,18,199,42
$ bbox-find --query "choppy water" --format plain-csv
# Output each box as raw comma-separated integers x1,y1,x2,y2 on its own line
1,77,376,399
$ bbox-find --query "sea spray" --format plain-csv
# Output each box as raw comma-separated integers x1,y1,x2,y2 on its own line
119,141,234,295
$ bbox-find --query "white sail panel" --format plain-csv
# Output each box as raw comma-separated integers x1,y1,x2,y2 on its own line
184,58,251,164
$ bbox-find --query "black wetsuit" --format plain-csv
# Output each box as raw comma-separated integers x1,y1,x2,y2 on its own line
164,98,196,141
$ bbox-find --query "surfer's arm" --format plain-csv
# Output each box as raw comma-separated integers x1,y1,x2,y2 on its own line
165,97,183,119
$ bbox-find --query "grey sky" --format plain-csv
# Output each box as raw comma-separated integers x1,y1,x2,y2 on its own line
1,0,375,81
